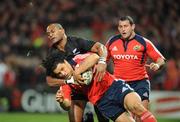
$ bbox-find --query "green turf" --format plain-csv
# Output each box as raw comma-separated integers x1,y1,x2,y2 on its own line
0,113,180,122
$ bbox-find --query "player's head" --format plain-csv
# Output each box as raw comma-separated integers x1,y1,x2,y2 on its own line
46,23,65,45
42,51,73,80
118,16,135,40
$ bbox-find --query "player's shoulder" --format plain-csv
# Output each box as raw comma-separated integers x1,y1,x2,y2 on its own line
134,34,150,48
134,34,151,44
68,36,85,42
48,46,59,54
134,34,156,50
106,34,121,46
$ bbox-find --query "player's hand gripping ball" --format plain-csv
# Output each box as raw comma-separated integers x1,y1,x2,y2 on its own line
81,68,93,85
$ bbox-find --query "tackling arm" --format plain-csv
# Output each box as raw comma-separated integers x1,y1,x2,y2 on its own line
46,76,65,87
90,42,107,62
90,42,108,81
75,53,99,75
73,53,99,84
47,53,99,86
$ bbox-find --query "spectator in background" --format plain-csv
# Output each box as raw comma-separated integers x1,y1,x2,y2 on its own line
0,60,8,89
163,59,179,90
106,16,165,122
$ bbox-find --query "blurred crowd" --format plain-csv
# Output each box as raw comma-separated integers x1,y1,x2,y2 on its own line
0,0,179,111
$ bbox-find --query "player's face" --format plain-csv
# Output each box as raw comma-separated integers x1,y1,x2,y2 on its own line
46,25,65,44
118,20,135,39
53,60,73,80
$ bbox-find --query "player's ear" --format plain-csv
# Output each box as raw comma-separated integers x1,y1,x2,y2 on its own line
132,24,135,30
61,28,65,33
64,59,68,64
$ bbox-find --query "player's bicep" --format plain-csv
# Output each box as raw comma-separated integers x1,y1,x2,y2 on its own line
146,40,165,62
77,38,96,51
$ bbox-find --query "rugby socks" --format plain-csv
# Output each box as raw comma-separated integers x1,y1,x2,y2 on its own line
140,111,157,122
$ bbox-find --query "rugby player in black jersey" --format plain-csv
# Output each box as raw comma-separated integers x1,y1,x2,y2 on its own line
45,23,109,122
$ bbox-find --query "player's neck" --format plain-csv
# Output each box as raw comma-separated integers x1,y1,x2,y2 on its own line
57,35,67,51
128,31,136,40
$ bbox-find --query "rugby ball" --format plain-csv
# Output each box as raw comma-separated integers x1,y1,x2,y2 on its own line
81,69,93,85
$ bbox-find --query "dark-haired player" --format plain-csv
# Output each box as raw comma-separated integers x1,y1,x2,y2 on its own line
43,51,157,122
106,16,165,121
45,23,108,122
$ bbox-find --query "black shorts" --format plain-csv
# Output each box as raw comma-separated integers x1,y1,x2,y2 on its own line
71,90,88,101
127,79,150,101
96,80,134,121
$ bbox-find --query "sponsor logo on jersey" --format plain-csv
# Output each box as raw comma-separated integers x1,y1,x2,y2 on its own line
112,46,118,51
133,45,141,51
113,54,138,60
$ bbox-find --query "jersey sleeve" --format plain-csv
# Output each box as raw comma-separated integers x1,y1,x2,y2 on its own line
60,85,72,100
145,38,165,62
75,37,96,51
73,53,92,65
105,36,114,62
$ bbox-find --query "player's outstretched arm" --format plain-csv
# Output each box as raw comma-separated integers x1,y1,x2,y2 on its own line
46,76,65,86
56,88,71,111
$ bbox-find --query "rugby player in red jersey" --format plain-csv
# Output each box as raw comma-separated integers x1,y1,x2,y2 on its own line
43,52,99,122
106,16,165,121
43,51,157,122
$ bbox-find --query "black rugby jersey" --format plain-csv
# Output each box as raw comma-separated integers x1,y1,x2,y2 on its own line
46,36,96,75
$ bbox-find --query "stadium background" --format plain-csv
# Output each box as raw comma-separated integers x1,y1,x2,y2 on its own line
0,0,179,122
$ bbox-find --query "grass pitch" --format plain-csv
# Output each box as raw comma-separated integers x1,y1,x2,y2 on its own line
0,112,180,122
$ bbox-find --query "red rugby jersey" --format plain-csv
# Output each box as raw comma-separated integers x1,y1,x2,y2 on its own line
60,53,115,104
60,85,72,100
106,34,165,81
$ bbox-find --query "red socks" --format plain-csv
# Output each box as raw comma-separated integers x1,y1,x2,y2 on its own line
140,111,157,122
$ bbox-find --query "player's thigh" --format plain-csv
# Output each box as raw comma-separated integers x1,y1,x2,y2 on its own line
115,112,135,122
124,92,146,116
68,100,87,122
128,79,150,103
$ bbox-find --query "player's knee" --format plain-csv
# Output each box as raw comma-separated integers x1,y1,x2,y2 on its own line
130,101,147,117
124,93,146,115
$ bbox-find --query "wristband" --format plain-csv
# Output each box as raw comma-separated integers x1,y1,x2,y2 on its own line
65,76,75,84
99,57,106,62
98,57,106,64
98,60,106,64
155,63,160,69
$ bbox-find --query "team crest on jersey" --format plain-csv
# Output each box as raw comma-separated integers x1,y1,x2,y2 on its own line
133,45,141,51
